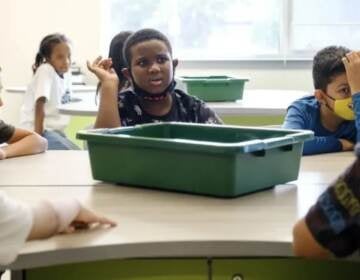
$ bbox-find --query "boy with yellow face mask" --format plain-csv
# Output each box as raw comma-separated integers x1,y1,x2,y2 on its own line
292,52,360,258
283,46,359,155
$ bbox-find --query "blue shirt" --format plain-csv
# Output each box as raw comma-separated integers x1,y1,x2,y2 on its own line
283,95,360,155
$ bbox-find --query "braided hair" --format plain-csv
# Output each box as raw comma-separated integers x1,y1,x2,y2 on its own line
32,33,70,74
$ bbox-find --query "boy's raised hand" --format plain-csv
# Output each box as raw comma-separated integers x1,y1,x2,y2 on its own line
87,56,119,85
342,51,360,94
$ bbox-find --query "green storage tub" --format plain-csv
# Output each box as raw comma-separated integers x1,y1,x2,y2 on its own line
77,123,313,198
177,76,249,102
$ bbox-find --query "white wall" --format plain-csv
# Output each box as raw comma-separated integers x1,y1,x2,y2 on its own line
0,0,314,125
0,0,102,124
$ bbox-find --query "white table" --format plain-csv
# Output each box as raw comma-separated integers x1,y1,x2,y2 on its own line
56,89,309,117
0,151,358,280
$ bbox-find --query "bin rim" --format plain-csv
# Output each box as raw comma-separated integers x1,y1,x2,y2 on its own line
177,75,250,82
77,122,313,155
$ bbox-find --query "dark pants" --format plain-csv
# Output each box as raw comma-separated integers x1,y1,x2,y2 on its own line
43,130,80,150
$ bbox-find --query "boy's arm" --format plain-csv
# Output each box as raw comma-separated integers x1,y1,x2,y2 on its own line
352,93,360,142
283,106,343,155
293,218,332,258
87,58,121,128
303,136,343,155
343,52,360,142
34,97,46,134
293,157,360,258
94,81,121,128
0,127,47,159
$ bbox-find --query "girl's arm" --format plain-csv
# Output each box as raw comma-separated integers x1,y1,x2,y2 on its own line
87,57,121,128
0,127,47,159
34,97,46,134
28,199,116,240
0,192,116,265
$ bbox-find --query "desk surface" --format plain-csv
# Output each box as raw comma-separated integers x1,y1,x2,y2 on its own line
0,151,355,269
57,89,309,116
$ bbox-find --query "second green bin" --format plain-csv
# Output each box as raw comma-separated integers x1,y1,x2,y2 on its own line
177,76,249,102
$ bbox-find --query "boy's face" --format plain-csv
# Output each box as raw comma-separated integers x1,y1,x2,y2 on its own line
128,39,176,94
318,73,351,109
47,42,71,75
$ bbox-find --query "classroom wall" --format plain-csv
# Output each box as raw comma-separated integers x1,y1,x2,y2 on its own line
0,0,313,125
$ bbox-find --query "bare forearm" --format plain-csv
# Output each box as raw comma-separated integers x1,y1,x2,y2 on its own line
28,201,58,240
94,82,121,128
34,97,46,134
28,199,81,240
293,218,332,258
2,133,47,159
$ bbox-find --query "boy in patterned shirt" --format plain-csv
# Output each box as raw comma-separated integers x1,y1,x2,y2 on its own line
87,28,222,127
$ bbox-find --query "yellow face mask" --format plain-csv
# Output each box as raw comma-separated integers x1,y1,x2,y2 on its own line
329,96,355,121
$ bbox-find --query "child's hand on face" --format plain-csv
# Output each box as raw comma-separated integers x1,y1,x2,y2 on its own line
0,148,6,160
61,205,117,234
87,56,119,86
342,51,360,94
339,138,355,151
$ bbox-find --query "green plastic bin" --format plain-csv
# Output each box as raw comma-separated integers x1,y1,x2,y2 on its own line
77,123,313,198
177,76,249,102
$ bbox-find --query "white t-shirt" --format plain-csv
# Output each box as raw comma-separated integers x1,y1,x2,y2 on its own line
0,192,33,265
20,63,72,132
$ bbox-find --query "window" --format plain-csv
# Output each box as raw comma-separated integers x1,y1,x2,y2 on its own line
290,0,360,55
104,0,360,60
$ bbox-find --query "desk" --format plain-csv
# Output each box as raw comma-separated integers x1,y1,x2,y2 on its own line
0,151,358,280
0,151,98,186
57,90,309,117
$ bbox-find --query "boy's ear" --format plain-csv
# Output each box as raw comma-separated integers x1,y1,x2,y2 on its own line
122,68,131,81
314,89,326,104
173,59,178,69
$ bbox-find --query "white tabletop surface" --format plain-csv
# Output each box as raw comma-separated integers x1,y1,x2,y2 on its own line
56,89,309,116
0,151,356,269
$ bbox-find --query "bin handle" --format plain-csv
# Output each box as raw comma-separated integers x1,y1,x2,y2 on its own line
250,150,266,157
249,137,294,156
262,136,295,149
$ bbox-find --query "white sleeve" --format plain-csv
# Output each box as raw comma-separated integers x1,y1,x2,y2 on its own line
33,64,54,101
0,192,33,265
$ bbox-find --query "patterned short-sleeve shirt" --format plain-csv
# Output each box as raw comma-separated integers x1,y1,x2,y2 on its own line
305,146,360,257
117,89,223,126
0,120,15,144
